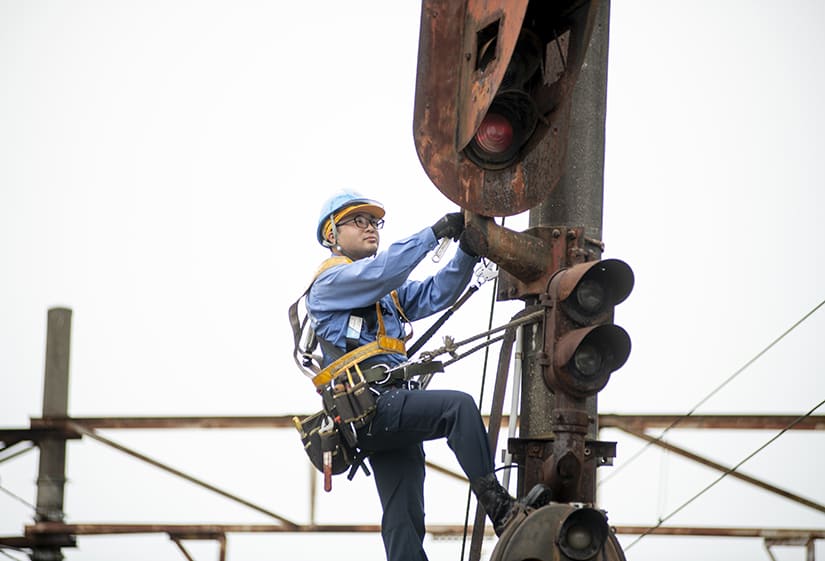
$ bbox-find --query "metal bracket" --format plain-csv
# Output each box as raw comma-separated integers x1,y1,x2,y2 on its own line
497,226,586,301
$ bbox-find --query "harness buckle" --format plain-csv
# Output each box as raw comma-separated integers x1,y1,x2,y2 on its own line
369,364,393,386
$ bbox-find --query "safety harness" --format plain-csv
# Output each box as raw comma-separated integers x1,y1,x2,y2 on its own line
288,255,414,388
288,255,439,488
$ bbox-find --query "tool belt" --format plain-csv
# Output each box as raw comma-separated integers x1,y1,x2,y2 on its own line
318,361,446,435
293,359,444,487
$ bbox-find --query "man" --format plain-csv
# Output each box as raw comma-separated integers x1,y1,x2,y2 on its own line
305,190,550,561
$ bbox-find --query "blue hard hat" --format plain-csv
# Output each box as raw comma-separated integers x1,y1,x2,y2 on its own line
316,190,385,246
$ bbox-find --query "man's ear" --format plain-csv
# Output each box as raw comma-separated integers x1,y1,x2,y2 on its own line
324,230,339,249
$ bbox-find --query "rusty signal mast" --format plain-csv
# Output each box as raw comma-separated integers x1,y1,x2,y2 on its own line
413,1,630,559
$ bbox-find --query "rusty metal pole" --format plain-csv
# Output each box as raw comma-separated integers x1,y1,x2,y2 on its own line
520,0,611,500
33,307,74,560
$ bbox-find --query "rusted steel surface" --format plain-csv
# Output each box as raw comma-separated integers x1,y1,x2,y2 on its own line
462,218,555,298
414,0,599,217
19,414,825,432
509,435,616,506
0,426,81,446
171,538,198,561
12,522,824,539
487,503,624,561
613,527,825,538
31,416,300,430
765,537,816,546
414,0,464,197
543,397,592,502
490,225,592,299
456,0,529,150
18,522,493,537
21,414,825,431
600,414,825,431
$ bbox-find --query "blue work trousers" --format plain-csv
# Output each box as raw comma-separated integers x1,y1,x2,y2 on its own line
356,387,495,561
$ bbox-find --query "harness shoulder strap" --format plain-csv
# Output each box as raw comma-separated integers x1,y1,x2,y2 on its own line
288,256,355,378
389,290,413,343
291,255,410,389
314,255,352,278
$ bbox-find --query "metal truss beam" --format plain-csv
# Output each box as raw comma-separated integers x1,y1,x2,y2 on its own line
3,413,821,433
4,522,823,541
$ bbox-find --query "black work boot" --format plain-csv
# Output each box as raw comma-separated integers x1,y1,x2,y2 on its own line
470,473,553,536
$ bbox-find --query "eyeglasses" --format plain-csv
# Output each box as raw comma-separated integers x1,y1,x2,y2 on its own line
338,215,384,230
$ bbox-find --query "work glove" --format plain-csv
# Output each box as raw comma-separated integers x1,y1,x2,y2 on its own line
431,212,464,241
459,231,480,257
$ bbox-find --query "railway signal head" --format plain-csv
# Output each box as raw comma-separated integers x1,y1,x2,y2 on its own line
461,29,543,171
490,503,618,561
413,0,600,216
544,259,634,399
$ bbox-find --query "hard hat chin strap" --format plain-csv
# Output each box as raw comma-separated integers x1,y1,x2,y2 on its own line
322,214,339,248
324,214,350,258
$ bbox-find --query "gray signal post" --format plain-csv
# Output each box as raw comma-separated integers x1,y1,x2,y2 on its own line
33,307,75,561
521,0,611,501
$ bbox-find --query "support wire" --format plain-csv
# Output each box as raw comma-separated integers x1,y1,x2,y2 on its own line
0,481,36,512
0,548,27,561
625,396,825,550
67,422,298,528
600,297,825,486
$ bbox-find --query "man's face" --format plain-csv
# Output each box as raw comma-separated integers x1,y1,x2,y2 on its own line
329,212,382,260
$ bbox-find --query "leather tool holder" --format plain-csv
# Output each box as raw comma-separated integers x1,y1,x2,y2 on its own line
330,368,377,430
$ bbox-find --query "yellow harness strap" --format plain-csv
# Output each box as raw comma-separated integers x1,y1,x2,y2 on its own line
390,290,413,343
313,255,353,278
310,257,409,389
311,336,407,388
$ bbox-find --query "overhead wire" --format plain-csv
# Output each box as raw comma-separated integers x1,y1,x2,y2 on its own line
0,547,27,561
599,297,825,486
625,396,825,550
0,443,35,465
0,480,37,513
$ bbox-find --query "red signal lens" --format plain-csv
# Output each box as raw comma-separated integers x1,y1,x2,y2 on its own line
463,91,537,170
474,113,514,154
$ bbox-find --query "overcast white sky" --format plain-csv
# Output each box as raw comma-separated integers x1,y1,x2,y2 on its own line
2,1,824,560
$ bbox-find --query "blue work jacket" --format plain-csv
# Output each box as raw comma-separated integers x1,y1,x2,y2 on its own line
307,227,479,368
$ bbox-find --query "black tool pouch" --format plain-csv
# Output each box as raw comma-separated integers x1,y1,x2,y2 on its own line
327,367,377,431
292,411,353,476
294,363,379,485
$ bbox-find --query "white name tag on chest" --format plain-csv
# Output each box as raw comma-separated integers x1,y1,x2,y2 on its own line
346,316,364,340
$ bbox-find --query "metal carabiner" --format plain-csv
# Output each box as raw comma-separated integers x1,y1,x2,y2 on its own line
474,260,499,286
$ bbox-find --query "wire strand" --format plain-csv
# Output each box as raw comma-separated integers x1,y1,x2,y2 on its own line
625,396,825,550
0,443,35,465
599,297,825,486
0,481,37,512
0,547,27,561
